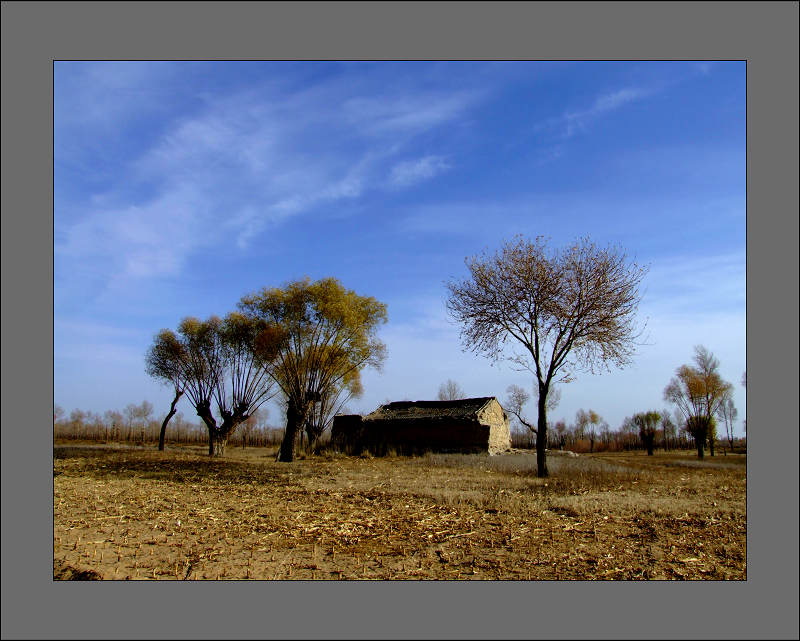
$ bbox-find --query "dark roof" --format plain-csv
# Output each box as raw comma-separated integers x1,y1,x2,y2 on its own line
365,397,497,421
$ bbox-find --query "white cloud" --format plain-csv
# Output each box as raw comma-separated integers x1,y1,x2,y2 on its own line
536,86,652,140
563,87,650,137
692,62,714,76
641,251,746,318
56,71,482,300
343,92,477,137
389,155,451,188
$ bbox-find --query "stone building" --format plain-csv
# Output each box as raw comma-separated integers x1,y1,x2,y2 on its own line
331,397,512,456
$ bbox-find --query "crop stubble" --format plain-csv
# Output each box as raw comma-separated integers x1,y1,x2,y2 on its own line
53,444,746,580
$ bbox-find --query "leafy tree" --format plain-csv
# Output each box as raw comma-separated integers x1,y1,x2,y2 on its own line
239,277,387,462
446,236,646,477
693,347,730,456
437,379,466,401
144,330,185,451
685,415,716,458
633,410,661,455
146,314,278,456
664,346,732,459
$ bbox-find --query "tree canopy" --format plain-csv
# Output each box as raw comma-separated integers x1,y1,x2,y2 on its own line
663,345,732,459
632,410,661,455
145,313,277,456
239,277,387,462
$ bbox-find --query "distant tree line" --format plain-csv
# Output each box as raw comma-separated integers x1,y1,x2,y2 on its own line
504,345,744,456
53,403,293,448
508,411,745,454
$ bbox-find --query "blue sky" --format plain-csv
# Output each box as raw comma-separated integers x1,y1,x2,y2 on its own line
54,61,746,434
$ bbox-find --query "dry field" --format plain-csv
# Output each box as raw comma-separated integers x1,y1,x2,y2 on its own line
53,443,746,580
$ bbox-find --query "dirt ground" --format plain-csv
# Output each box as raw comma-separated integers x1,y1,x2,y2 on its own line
53,443,746,580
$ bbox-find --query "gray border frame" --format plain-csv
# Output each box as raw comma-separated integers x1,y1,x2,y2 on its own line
2,2,797,640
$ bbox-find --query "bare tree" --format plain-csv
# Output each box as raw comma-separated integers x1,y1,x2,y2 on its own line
437,379,466,401
304,377,362,453
102,409,123,442
586,410,601,453
135,400,154,443
660,410,676,451
599,420,611,449
239,407,266,449
619,416,638,451
717,394,738,452
574,409,589,441
505,383,561,445
123,403,138,439
447,236,646,477
505,384,535,433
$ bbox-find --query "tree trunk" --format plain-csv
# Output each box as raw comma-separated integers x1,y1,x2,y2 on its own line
277,400,304,462
708,434,715,457
696,433,705,459
211,433,228,457
646,436,654,456
158,388,184,451
536,388,548,478
196,404,238,458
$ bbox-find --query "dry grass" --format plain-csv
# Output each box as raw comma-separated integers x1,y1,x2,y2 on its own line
53,443,746,580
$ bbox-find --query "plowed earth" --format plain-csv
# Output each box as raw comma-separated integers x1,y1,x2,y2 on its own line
53,444,746,580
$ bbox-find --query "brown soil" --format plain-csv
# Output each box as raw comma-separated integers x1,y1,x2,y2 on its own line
53,443,746,580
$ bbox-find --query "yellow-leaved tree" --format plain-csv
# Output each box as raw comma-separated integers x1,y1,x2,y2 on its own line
239,277,387,462
663,345,733,459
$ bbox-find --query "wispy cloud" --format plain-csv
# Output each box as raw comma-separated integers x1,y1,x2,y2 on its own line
55,65,482,300
537,86,652,140
641,251,746,318
343,92,477,137
691,62,714,76
389,155,451,188
562,87,651,137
